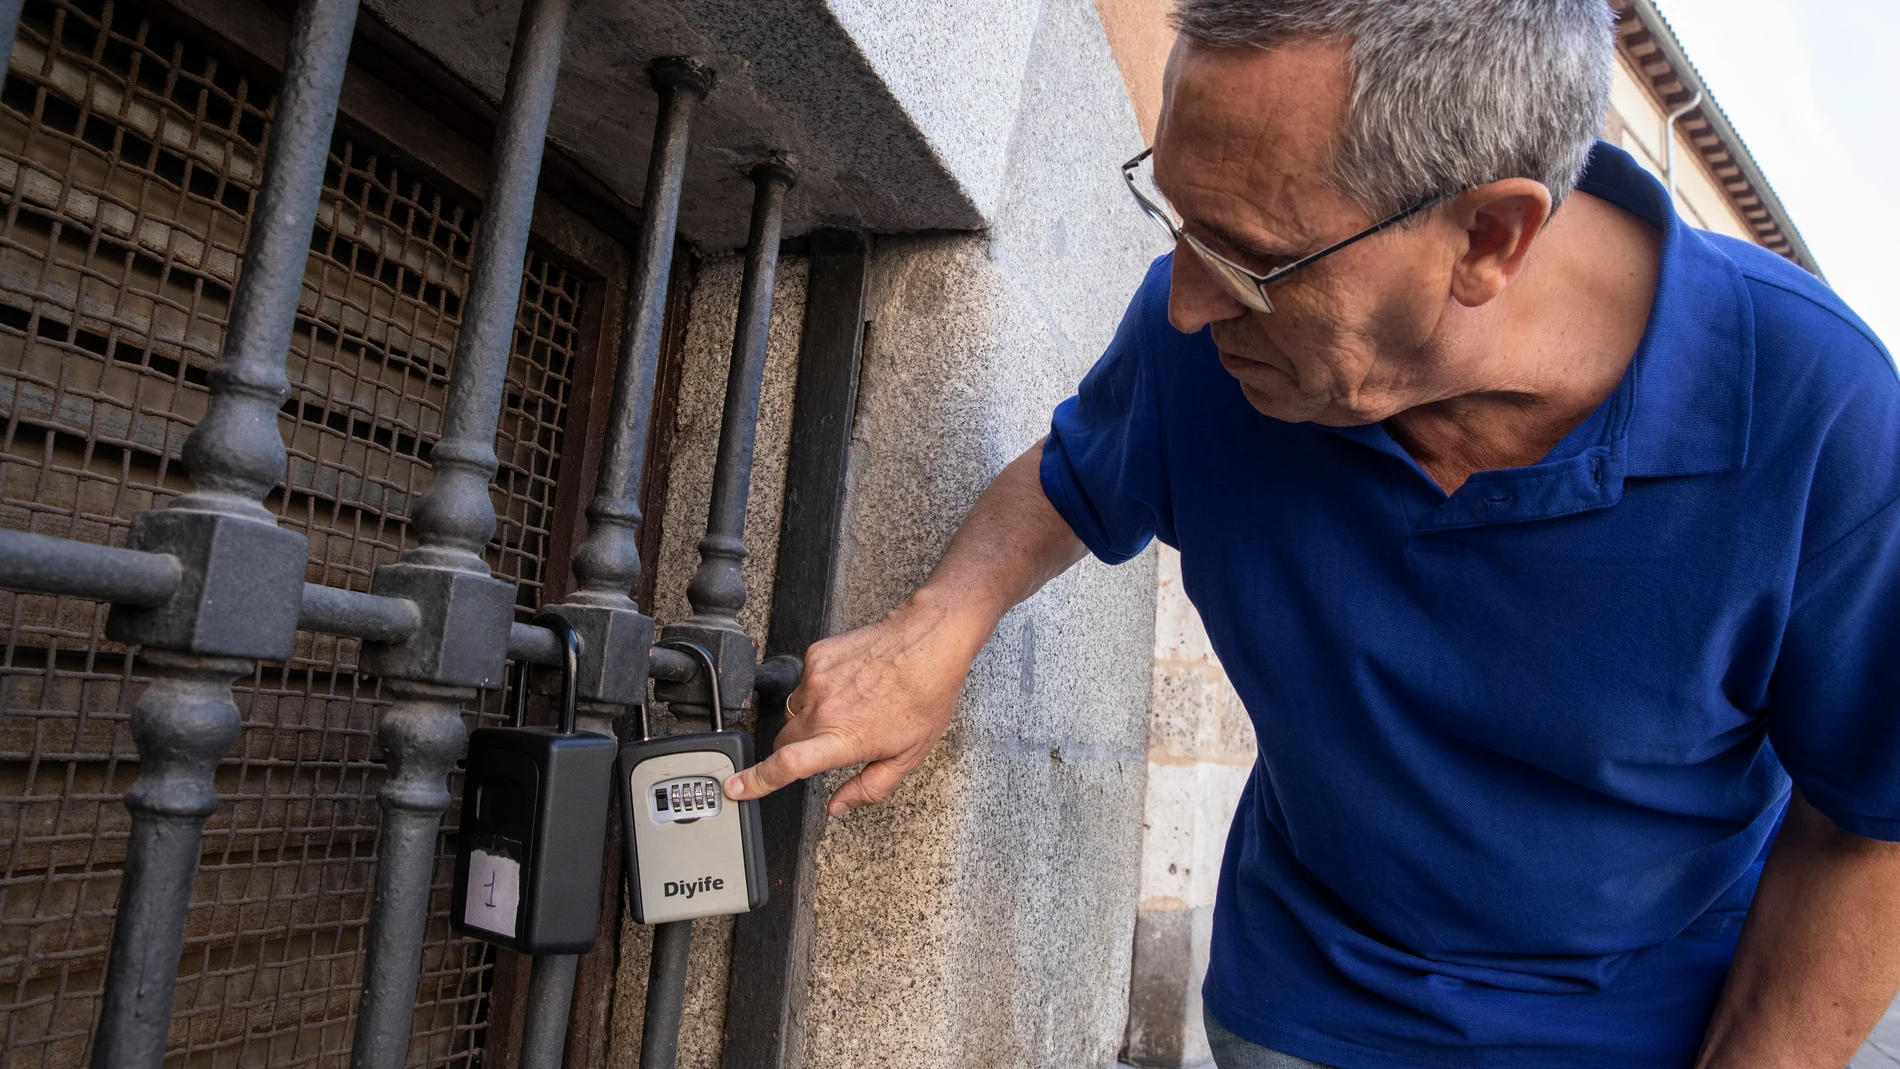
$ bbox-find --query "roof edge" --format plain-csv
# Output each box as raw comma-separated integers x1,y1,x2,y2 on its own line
1613,0,1824,279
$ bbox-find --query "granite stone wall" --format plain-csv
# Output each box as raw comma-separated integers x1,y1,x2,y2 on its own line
594,0,1161,1064
793,0,1163,1061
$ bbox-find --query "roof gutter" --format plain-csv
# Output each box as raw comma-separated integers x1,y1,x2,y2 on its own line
1624,0,1825,279
1662,88,1703,205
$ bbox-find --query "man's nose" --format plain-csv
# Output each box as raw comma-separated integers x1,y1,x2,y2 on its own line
1168,242,1248,334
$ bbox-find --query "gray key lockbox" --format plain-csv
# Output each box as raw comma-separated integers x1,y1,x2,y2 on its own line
618,639,767,925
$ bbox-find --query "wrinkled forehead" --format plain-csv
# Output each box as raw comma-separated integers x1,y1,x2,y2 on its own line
1154,39,1359,241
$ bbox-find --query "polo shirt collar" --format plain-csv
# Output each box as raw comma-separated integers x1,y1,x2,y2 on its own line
1317,142,1756,531
1575,141,1755,480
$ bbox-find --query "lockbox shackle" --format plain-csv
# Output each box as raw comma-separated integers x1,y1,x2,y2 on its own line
514,612,582,735
652,637,723,734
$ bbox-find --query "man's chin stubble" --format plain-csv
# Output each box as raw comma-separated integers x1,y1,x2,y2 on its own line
1234,379,1321,422
1231,374,1390,427
1217,352,1312,418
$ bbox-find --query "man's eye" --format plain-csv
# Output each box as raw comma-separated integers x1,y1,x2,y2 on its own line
1235,253,1294,275
1186,226,1296,273
1219,242,1292,272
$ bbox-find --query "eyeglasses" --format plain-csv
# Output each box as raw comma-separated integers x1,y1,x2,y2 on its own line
1121,147,1439,314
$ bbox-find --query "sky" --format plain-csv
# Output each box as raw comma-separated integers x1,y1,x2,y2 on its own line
1654,0,1899,350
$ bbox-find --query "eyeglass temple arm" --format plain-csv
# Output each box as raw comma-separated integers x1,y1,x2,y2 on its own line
1261,197,1438,285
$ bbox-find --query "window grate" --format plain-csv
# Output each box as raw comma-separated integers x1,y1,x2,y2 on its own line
0,0,589,1064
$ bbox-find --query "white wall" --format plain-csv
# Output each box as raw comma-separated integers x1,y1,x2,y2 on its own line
1607,54,1755,240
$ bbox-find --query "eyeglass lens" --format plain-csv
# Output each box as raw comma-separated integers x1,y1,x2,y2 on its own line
1127,153,1275,313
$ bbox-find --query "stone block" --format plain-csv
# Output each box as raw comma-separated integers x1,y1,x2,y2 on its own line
1148,664,1221,760
823,0,1044,219
107,508,307,661
1137,761,1250,910
1212,685,1258,764
1123,904,1215,1069
358,563,514,689
1154,547,1220,667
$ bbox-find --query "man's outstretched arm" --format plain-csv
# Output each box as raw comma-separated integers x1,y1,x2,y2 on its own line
724,439,1087,815
1695,789,1900,1068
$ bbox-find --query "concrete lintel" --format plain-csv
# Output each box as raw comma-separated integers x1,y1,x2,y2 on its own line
362,0,1051,251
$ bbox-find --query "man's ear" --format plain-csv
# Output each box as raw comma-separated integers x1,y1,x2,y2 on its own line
1445,178,1553,308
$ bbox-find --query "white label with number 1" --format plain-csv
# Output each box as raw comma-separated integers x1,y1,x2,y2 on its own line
464,848,521,936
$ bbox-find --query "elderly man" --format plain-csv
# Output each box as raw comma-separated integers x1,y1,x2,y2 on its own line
726,1,1900,1065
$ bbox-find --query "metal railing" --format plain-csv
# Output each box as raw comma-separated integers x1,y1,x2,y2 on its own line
0,0,807,1063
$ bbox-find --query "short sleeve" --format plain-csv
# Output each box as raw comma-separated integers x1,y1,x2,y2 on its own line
1040,256,1176,564
1769,495,1900,839
1767,339,1900,840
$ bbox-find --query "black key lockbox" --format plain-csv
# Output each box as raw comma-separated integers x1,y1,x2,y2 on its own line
451,614,615,955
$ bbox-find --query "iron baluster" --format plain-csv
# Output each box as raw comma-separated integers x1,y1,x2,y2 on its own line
639,919,696,1069
684,161,795,638
520,954,581,1067
347,0,573,1063
654,161,796,721
641,160,799,1069
84,0,362,1064
567,58,712,614
401,0,569,575
721,229,872,1069
86,652,249,1065
516,57,712,1069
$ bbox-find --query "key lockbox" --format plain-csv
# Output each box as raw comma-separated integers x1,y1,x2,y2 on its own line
452,615,616,954
619,638,767,924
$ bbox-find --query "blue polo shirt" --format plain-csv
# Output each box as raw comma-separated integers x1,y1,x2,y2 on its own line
1042,142,1900,1068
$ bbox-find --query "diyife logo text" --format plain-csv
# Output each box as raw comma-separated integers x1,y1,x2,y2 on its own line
663,876,725,899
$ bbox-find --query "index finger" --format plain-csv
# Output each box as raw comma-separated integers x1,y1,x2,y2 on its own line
724,733,859,801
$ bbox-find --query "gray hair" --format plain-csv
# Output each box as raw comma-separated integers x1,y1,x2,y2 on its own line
1170,0,1615,217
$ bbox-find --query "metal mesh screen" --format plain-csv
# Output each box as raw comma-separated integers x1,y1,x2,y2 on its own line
0,0,591,1064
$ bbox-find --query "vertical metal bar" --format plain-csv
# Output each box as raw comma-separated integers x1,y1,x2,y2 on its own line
639,921,695,1069
681,162,794,628
88,652,249,1067
87,0,360,1064
758,231,870,654
568,59,710,609
351,687,470,1039
518,58,712,1069
176,0,360,525
405,0,572,573
519,954,580,1069
638,157,793,1069
720,230,871,1069
348,0,571,1063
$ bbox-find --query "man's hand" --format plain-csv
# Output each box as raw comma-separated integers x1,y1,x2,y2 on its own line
723,440,1087,816
1695,789,1900,1068
724,594,977,816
